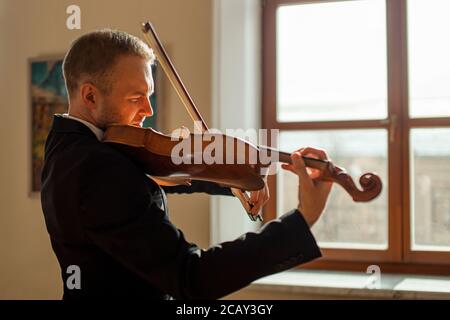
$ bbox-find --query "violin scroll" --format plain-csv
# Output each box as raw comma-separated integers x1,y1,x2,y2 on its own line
322,162,382,202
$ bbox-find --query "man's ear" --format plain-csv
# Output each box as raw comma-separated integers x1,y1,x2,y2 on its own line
80,83,98,108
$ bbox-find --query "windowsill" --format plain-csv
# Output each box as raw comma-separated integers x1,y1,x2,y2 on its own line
242,270,450,299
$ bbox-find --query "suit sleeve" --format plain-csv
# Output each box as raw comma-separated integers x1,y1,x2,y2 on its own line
162,180,234,196
79,150,322,300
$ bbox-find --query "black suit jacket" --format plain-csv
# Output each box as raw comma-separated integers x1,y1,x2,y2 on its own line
40,115,321,300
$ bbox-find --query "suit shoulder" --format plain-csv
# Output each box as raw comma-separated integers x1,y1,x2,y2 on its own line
82,142,142,176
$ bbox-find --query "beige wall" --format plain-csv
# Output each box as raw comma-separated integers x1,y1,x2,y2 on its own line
0,0,213,299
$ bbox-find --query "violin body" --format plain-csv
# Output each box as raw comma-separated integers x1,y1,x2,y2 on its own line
103,124,266,191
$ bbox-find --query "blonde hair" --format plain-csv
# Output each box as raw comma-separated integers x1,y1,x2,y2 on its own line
63,29,155,97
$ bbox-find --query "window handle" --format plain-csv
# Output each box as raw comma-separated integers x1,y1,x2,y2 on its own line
380,114,398,143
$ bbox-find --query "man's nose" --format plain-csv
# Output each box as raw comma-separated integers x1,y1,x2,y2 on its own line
142,96,153,117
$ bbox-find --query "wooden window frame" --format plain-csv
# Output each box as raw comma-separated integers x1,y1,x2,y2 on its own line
262,0,450,275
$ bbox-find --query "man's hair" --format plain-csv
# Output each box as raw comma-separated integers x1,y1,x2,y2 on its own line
63,29,155,98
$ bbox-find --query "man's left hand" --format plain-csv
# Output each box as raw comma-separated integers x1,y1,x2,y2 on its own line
248,174,270,217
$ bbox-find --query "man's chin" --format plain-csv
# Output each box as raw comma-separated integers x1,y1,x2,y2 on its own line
131,119,146,127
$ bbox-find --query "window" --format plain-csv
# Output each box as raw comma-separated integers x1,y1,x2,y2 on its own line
263,0,450,274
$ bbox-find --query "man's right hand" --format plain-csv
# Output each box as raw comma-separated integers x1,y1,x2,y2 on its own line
281,147,333,227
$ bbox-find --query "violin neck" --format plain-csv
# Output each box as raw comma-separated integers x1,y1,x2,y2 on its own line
259,145,329,171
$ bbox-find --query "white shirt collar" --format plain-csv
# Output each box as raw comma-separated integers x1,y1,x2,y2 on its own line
61,113,104,141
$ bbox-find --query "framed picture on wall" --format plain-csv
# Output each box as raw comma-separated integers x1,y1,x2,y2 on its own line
29,56,163,194
29,55,68,194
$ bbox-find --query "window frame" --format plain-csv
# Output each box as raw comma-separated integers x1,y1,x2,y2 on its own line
262,0,450,275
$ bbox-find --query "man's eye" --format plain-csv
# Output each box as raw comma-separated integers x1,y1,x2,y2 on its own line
129,98,140,103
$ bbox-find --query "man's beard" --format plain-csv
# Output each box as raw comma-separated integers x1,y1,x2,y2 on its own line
96,103,122,130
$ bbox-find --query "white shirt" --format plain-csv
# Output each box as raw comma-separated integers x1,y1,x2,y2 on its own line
61,113,104,141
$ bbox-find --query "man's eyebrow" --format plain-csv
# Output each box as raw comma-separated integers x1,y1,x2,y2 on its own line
129,91,147,96
129,89,154,96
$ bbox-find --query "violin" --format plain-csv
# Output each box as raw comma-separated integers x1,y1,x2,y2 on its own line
103,22,382,221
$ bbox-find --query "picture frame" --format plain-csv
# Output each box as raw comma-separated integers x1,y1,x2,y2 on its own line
29,55,68,194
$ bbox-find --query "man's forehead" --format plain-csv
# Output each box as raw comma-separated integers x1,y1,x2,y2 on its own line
113,56,154,93
114,55,152,77
124,77,154,95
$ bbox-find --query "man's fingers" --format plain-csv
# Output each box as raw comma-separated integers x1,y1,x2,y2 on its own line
250,189,260,205
250,202,261,215
302,147,329,161
249,183,270,216
249,192,260,215
284,148,330,190
282,153,314,189
250,194,269,215
281,164,296,175
291,152,309,178
264,183,270,202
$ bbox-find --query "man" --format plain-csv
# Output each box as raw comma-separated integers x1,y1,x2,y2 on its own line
40,29,332,300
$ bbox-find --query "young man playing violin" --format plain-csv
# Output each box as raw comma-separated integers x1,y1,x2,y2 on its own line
40,29,332,300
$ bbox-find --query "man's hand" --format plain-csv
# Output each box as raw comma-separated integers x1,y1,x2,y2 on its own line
248,172,270,217
281,147,333,227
